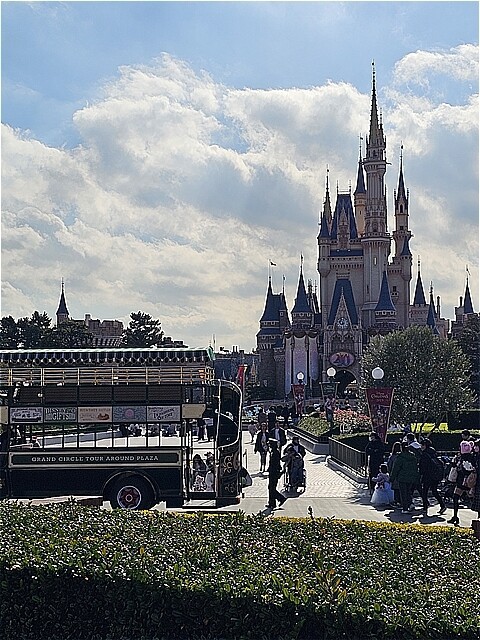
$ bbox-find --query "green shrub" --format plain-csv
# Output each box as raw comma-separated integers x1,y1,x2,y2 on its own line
337,430,480,454
0,503,479,640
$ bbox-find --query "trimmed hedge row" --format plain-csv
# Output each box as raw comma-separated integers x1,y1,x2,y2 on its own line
336,430,480,454
0,502,479,640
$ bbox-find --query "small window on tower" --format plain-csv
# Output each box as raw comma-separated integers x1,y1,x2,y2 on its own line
373,257,377,265
400,205,404,213
393,286,397,293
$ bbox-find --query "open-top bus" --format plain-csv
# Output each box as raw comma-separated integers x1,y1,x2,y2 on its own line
0,347,243,509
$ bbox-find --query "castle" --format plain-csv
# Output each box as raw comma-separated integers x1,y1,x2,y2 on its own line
256,66,476,400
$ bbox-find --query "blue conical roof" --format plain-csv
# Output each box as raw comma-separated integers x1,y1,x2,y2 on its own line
260,279,277,322
375,272,396,312
413,271,426,306
292,269,311,314
464,280,474,314
354,153,366,195
56,281,69,317
401,236,412,256
426,292,438,333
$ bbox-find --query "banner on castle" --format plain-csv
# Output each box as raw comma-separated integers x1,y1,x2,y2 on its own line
292,384,305,417
366,387,394,443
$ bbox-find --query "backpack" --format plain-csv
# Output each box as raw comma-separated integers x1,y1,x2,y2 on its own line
428,454,444,481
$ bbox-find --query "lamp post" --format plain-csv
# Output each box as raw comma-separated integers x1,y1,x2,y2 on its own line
325,367,336,429
372,367,384,384
293,372,305,420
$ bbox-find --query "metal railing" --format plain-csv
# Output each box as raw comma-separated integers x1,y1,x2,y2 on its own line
0,366,215,387
328,437,366,476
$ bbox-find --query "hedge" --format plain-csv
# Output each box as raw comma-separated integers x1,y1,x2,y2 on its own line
1,502,479,640
336,431,480,454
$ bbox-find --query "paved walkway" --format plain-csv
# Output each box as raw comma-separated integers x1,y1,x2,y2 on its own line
220,439,477,529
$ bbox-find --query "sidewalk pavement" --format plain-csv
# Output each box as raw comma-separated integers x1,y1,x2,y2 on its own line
219,439,476,529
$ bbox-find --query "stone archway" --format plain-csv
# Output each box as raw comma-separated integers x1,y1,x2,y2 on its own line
334,369,356,398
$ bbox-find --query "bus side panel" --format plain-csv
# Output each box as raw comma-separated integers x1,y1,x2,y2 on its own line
6,449,184,501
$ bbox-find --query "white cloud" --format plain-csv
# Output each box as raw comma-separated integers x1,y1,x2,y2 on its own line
2,49,478,349
392,45,479,87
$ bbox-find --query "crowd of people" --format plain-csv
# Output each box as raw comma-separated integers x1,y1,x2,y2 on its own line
366,429,479,524
248,407,307,510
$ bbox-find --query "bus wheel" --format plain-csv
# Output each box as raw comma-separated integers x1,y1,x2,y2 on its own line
110,477,154,510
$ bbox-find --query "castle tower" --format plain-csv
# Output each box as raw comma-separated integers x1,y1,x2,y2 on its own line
361,63,391,328
388,146,413,327
56,279,69,326
373,271,397,333
284,260,320,396
353,139,366,236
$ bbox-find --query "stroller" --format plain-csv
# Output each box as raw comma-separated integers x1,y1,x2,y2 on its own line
284,452,306,493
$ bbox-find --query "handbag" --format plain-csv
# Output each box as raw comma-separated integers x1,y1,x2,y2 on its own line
447,466,458,483
465,471,477,489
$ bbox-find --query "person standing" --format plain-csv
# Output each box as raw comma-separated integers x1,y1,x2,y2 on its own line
269,420,287,457
365,432,386,495
266,439,286,510
471,439,480,520
447,441,475,526
254,423,269,472
281,405,290,429
257,407,267,429
267,406,277,430
390,442,420,513
419,438,446,516
387,441,402,505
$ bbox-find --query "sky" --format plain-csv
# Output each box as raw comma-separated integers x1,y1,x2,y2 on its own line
1,1,478,352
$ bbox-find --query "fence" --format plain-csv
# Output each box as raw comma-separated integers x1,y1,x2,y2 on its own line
328,437,366,476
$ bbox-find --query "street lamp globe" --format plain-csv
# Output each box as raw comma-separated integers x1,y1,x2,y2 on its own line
296,372,305,383
327,367,336,378
372,367,384,381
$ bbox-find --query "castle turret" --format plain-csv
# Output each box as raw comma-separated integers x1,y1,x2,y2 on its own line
56,280,69,326
361,63,391,327
353,139,366,236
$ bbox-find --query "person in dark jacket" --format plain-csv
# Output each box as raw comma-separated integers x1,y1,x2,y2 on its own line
419,438,446,516
269,420,287,456
365,432,385,495
254,423,269,472
266,439,286,510
390,442,420,513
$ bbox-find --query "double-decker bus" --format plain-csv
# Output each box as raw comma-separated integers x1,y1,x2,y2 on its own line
0,347,243,509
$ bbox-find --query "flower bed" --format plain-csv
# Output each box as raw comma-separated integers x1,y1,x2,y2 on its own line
0,502,479,640
299,410,371,438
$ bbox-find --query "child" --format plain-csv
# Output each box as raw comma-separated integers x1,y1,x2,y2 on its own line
370,463,395,506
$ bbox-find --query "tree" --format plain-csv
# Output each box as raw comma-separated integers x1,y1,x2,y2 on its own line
0,316,20,348
122,312,164,347
17,312,52,348
361,325,473,431
43,321,94,348
455,315,480,403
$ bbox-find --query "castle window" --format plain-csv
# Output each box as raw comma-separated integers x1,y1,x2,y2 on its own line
400,205,403,213
392,286,397,293
373,257,377,265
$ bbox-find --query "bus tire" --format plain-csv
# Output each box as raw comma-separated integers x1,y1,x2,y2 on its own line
109,476,154,510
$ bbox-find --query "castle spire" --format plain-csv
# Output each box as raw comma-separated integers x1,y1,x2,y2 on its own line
412,258,426,306
375,271,396,312
56,279,69,325
368,61,381,147
426,283,439,334
464,271,474,314
354,137,366,195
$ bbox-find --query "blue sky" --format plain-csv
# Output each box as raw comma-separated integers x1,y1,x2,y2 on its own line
1,1,479,350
